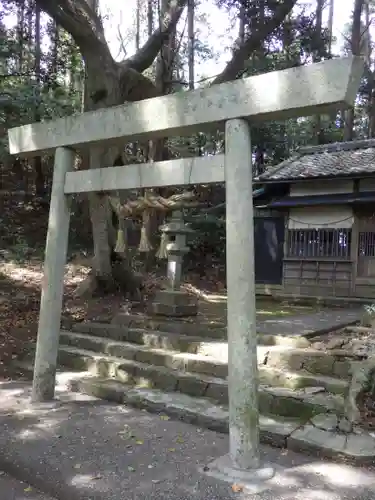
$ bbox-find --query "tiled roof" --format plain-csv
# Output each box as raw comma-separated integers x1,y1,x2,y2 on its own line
256,139,375,183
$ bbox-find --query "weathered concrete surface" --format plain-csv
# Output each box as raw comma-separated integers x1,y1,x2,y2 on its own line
65,155,225,193
9,57,364,156
0,472,56,500
0,380,375,500
111,307,362,339
258,308,362,337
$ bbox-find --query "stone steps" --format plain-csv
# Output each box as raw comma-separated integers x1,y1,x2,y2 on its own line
112,313,227,339
12,363,375,465
60,330,228,378
60,330,348,395
72,321,312,350
21,343,344,420
9,361,302,449
265,347,355,380
71,323,223,354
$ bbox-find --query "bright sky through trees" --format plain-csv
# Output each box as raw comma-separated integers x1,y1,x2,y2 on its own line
100,0,356,82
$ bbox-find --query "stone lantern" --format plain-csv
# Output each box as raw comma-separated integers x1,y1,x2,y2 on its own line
151,210,198,317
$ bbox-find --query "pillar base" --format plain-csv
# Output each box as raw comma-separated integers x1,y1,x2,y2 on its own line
202,454,275,494
149,290,198,317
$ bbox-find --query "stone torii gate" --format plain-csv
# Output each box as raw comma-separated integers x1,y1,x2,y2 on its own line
8,56,363,486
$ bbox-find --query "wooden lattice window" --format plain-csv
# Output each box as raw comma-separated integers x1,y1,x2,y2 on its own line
287,228,352,259
358,231,375,257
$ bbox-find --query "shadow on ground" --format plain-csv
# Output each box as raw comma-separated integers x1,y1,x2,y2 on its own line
0,380,374,500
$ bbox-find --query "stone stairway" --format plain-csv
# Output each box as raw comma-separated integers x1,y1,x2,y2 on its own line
14,317,375,463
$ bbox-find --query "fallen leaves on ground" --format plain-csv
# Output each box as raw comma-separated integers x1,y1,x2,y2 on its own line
358,390,375,429
0,254,229,383
0,260,126,380
231,484,244,493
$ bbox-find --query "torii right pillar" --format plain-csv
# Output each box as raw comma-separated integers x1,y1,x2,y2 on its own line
204,56,365,490
225,118,260,469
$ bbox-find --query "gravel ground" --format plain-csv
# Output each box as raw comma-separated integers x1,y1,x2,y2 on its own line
0,379,375,500
0,471,56,499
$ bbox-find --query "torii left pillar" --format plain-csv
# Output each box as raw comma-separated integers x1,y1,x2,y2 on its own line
32,147,75,402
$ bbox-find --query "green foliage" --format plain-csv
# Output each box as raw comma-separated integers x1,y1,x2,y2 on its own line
0,1,83,162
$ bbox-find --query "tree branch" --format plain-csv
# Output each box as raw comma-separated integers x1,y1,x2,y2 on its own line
126,0,188,73
212,0,298,85
33,0,113,63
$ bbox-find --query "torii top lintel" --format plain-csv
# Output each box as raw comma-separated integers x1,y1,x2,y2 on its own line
8,56,364,157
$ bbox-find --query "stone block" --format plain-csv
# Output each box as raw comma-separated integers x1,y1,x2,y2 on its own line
333,360,351,379
258,389,275,416
338,417,353,433
133,364,178,392
288,424,347,459
150,290,198,317
177,374,208,397
114,360,139,382
303,354,334,377
154,290,195,306
267,393,313,420
185,357,228,379
77,377,126,404
134,349,172,368
345,434,375,463
288,423,375,464
259,415,299,448
265,349,305,371
205,380,228,404
311,412,339,432
150,302,197,317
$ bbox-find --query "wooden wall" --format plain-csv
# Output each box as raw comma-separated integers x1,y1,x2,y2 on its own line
283,259,352,297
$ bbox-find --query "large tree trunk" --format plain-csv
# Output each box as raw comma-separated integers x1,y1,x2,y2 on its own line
79,0,136,291
82,42,160,293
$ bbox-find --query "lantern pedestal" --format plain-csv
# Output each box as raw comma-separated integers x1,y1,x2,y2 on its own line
150,290,198,317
